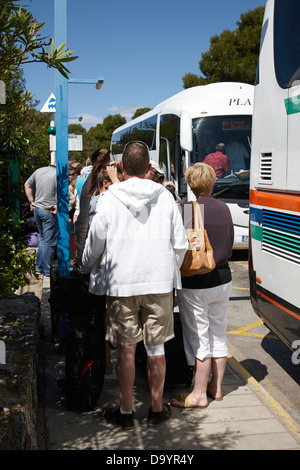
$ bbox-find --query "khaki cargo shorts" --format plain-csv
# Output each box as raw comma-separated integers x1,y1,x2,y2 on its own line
105,292,174,346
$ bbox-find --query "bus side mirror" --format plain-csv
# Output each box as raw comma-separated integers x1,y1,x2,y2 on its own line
180,112,193,152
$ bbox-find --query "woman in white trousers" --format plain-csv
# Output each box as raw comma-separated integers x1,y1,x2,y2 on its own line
171,162,234,409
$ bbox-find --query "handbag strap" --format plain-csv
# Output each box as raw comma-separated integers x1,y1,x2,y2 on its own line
192,201,204,231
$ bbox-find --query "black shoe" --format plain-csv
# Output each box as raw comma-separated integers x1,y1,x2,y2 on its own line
102,407,134,430
147,403,172,427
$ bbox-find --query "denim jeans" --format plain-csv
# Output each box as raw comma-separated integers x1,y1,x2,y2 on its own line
34,207,57,276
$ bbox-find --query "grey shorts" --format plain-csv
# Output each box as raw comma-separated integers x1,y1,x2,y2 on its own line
105,292,174,346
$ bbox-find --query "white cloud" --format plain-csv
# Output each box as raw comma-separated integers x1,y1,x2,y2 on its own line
108,105,143,122
75,114,104,130
68,106,144,131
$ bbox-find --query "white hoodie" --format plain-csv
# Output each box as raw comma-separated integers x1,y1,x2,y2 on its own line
81,177,188,297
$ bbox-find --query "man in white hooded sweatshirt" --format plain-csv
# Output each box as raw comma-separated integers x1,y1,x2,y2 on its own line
81,141,188,429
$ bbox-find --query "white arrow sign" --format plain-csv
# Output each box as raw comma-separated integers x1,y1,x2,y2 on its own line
0,80,6,104
40,93,56,113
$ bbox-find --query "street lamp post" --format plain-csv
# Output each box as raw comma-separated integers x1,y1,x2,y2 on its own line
69,115,83,121
68,78,104,89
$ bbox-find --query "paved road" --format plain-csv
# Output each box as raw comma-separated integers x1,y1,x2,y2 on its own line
228,250,300,430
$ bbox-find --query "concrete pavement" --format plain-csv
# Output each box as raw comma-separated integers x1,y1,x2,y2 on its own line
40,275,300,451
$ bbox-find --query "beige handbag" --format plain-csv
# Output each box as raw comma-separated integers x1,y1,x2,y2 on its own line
180,201,216,278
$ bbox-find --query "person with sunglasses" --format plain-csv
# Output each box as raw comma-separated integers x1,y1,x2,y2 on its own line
145,159,164,183
81,141,187,429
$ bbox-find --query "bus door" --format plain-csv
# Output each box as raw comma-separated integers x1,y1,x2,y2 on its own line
159,136,171,180
286,83,300,191
175,133,187,198
159,113,181,190
273,0,300,191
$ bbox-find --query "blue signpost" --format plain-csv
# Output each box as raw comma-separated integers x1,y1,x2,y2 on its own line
54,0,69,277
54,0,104,278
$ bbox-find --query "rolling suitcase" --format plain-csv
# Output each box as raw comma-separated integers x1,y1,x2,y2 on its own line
49,261,89,348
135,312,193,389
65,295,106,411
48,262,106,411
164,312,193,388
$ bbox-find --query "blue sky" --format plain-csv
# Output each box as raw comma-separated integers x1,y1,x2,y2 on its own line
22,0,266,130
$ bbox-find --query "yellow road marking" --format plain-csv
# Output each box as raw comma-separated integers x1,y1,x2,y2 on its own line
227,320,264,337
228,332,266,338
227,319,278,339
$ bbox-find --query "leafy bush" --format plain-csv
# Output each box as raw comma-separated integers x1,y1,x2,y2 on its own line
0,207,36,298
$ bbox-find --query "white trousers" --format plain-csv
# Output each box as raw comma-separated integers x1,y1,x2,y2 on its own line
177,282,232,364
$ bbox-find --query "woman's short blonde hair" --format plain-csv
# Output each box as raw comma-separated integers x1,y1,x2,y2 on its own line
185,162,216,197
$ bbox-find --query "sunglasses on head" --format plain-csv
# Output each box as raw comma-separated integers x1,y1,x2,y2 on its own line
123,141,149,154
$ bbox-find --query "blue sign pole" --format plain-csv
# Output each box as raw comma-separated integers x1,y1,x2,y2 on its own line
54,0,69,277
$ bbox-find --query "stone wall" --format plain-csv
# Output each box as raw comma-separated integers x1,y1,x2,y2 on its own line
0,291,41,450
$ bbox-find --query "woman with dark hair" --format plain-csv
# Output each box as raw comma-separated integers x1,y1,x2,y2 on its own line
87,162,123,225
74,148,116,261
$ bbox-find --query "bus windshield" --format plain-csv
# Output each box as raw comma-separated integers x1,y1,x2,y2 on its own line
191,115,252,199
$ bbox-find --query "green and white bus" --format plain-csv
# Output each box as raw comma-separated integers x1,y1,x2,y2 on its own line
249,0,300,350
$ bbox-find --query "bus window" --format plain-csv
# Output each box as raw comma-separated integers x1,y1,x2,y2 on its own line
111,115,157,154
192,115,252,201
274,0,300,88
192,115,251,171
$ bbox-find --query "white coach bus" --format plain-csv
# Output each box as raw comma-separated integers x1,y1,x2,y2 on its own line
249,0,300,350
111,82,254,248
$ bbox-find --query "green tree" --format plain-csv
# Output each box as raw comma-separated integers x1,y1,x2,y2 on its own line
0,0,78,297
81,114,126,161
0,0,79,200
132,107,152,119
0,0,78,79
19,106,50,187
182,7,265,88
0,207,36,297
68,123,86,136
